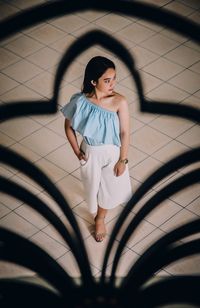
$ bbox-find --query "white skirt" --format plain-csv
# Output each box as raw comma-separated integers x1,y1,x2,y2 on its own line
80,141,132,214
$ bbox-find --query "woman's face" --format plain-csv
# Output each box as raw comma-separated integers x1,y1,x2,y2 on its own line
94,68,116,95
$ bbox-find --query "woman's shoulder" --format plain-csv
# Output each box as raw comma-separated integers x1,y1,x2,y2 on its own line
112,92,127,110
112,92,126,102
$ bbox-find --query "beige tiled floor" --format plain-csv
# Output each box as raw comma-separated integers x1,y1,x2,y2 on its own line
0,0,200,282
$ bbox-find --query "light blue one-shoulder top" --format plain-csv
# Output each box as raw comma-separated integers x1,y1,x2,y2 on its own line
61,92,121,147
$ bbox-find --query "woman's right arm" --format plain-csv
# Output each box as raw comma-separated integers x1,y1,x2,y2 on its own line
64,119,85,160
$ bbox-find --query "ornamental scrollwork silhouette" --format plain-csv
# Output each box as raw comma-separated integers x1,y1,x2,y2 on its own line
0,1,200,307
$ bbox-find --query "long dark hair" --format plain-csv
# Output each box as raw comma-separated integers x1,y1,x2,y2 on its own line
82,56,115,94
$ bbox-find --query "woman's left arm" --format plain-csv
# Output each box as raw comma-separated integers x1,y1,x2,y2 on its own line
114,97,130,177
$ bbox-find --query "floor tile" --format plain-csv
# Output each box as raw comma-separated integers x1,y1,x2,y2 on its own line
170,182,200,207
31,230,68,259
71,168,82,182
145,199,182,227
58,250,99,277
30,110,61,126
106,249,139,277
130,177,142,193
160,28,188,43
118,23,155,44
58,84,80,107
0,72,19,95
160,208,198,232
130,116,144,133
0,192,23,210
164,1,194,16
0,165,13,179
94,13,132,33
141,33,180,56
0,84,42,103
15,204,49,230
165,45,200,68
128,145,147,168
190,60,200,74
176,124,200,147
76,10,108,22
0,47,20,70
115,84,138,103
50,34,76,53
46,117,67,138
11,173,43,195
137,19,164,32
111,58,131,81
185,40,200,53
35,158,67,182
0,202,11,218
0,117,41,141
46,143,80,173
56,175,84,208
0,261,35,279
0,131,15,147
49,61,85,84
130,45,159,69
149,115,194,138
0,33,22,47
0,2,19,20
169,69,200,94
36,191,65,218
6,0,45,10
132,228,165,255
143,57,184,81
129,101,159,124
5,35,43,57
129,157,162,183
25,71,56,97
120,71,163,94
27,46,61,70
147,82,189,102
186,197,200,216
2,59,42,83
0,211,38,238
139,70,164,93
106,212,156,249
178,0,200,9
180,94,200,109
50,14,88,33
84,234,124,269
28,24,66,45
21,127,66,156
113,33,136,50
72,23,99,39
10,142,41,163
130,126,171,155
42,213,91,248
164,254,200,275
152,140,189,163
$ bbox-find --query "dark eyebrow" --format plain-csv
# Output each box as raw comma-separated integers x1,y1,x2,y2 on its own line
103,75,116,81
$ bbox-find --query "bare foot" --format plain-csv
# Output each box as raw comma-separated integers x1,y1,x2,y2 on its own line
94,216,106,242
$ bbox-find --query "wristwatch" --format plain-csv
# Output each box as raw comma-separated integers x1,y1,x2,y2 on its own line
119,158,128,164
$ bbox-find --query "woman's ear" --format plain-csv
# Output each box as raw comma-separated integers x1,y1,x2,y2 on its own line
91,80,97,86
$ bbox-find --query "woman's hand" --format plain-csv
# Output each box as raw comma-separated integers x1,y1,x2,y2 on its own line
114,160,126,177
76,149,87,162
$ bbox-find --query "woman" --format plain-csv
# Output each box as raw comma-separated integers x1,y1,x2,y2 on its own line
61,56,132,242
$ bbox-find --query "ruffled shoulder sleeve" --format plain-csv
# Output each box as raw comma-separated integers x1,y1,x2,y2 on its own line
60,93,80,120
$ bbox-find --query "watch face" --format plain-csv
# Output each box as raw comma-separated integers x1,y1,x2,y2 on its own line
120,158,128,164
